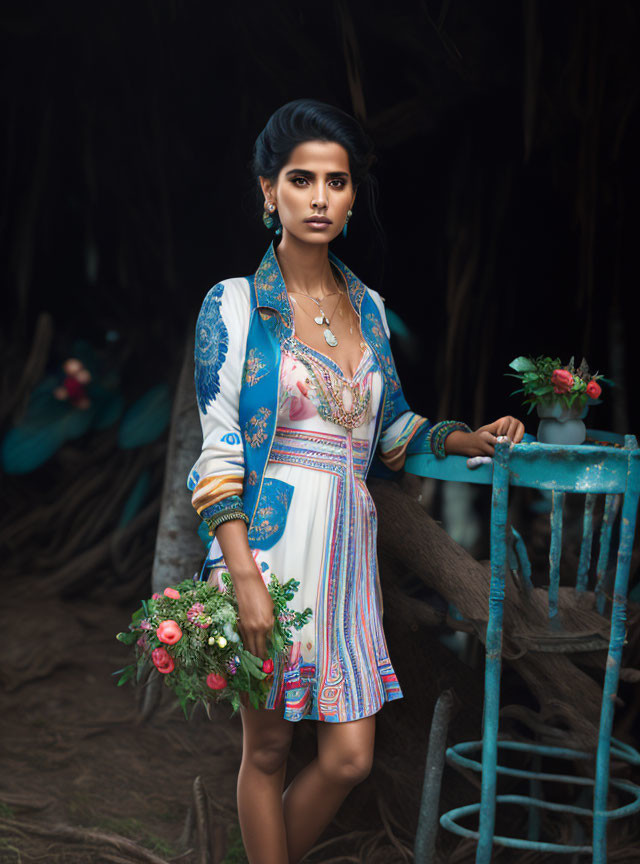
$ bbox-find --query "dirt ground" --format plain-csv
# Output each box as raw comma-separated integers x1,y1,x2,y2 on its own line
3,552,639,863
0,580,430,864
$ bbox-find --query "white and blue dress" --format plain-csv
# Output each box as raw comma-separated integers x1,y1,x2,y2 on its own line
188,242,438,723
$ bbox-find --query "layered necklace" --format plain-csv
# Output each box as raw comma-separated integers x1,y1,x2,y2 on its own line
289,266,364,350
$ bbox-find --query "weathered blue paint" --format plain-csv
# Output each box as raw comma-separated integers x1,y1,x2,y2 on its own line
406,436,630,492
412,433,640,863
577,493,597,591
548,490,564,625
442,740,640,853
593,435,640,858
475,442,509,864
509,526,533,592
595,494,621,614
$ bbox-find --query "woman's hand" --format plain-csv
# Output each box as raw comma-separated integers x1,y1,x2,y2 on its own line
225,565,275,661
446,415,525,457
212,519,275,660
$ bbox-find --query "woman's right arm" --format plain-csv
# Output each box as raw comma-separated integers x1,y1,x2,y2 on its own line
214,520,275,661
190,279,274,659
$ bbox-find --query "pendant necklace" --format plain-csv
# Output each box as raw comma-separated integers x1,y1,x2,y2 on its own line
289,291,342,347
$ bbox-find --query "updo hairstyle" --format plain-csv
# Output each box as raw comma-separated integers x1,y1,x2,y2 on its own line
251,98,383,243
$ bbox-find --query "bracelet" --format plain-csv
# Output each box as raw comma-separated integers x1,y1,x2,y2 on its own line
204,510,250,536
427,420,472,459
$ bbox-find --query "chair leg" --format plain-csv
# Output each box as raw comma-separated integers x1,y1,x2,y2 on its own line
592,482,640,862
414,690,455,864
476,449,510,864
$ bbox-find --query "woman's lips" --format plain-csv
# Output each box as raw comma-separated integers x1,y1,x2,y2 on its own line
304,220,331,229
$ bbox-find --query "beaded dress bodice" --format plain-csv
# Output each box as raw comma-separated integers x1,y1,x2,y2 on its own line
277,337,378,432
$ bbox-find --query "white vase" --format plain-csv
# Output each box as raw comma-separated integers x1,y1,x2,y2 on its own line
536,399,588,445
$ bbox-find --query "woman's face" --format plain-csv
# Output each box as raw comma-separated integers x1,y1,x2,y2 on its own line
260,140,357,246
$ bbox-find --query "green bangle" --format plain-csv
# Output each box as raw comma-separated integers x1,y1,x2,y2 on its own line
427,420,472,459
205,510,250,536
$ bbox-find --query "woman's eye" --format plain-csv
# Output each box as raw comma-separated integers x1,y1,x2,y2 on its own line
291,177,346,188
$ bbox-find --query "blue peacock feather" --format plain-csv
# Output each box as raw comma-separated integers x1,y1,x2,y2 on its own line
195,283,229,413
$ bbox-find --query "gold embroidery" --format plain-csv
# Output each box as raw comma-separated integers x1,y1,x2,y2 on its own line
242,348,268,386
243,406,272,448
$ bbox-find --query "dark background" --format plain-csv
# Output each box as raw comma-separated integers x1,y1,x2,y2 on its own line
1,4,640,860
2,0,637,437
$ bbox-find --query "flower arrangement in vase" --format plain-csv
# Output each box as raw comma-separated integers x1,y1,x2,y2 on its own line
506,355,604,445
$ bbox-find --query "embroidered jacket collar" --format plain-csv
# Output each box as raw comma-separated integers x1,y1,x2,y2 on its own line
252,240,367,334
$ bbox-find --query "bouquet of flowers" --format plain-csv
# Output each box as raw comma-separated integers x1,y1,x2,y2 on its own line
507,355,605,414
115,570,312,717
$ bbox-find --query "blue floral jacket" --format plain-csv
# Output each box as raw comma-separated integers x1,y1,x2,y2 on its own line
188,241,431,561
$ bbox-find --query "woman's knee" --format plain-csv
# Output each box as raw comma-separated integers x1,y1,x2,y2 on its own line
243,729,292,775
319,747,373,786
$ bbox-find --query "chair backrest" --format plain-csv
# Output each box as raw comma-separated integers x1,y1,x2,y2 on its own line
491,435,640,623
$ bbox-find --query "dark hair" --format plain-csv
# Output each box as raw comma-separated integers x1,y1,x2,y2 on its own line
251,99,384,246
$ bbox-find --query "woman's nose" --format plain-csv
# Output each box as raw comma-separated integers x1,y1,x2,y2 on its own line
311,184,327,208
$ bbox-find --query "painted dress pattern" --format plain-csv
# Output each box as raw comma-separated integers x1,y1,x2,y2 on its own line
209,337,403,723
194,284,229,412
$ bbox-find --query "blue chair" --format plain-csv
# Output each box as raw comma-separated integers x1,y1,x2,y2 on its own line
415,433,640,862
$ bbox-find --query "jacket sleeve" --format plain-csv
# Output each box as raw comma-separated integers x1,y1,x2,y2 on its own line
367,289,430,471
187,278,251,535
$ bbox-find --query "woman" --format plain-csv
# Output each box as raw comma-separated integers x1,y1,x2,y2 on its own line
188,99,524,864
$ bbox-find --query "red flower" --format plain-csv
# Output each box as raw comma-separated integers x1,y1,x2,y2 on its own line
206,672,227,690
550,368,574,394
163,587,181,599
152,647,175,674
156,620,182,644
586,380,602,399
262,658,274,674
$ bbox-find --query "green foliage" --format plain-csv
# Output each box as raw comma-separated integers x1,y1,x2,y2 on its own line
221,824,249,863
506,354,605,412
115,572,312,717
508,356,536,373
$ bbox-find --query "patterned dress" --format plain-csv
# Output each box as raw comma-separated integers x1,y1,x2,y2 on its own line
209,334,403,723
189,244,435,724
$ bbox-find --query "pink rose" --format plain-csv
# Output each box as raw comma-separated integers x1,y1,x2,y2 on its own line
152,647,175,674
206,672,227,690
550,368,574,394
163,587,181,599
586,380,602,399
151,593,161,600
156,620,183,644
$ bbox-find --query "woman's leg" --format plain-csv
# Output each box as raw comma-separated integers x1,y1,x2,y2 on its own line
282,714,376,864
238,697,295,864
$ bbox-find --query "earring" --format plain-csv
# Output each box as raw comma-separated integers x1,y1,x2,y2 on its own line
262,201,276,229
342,208,353,239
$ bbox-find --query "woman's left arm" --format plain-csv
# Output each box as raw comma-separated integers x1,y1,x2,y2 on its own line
445,415,526,457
